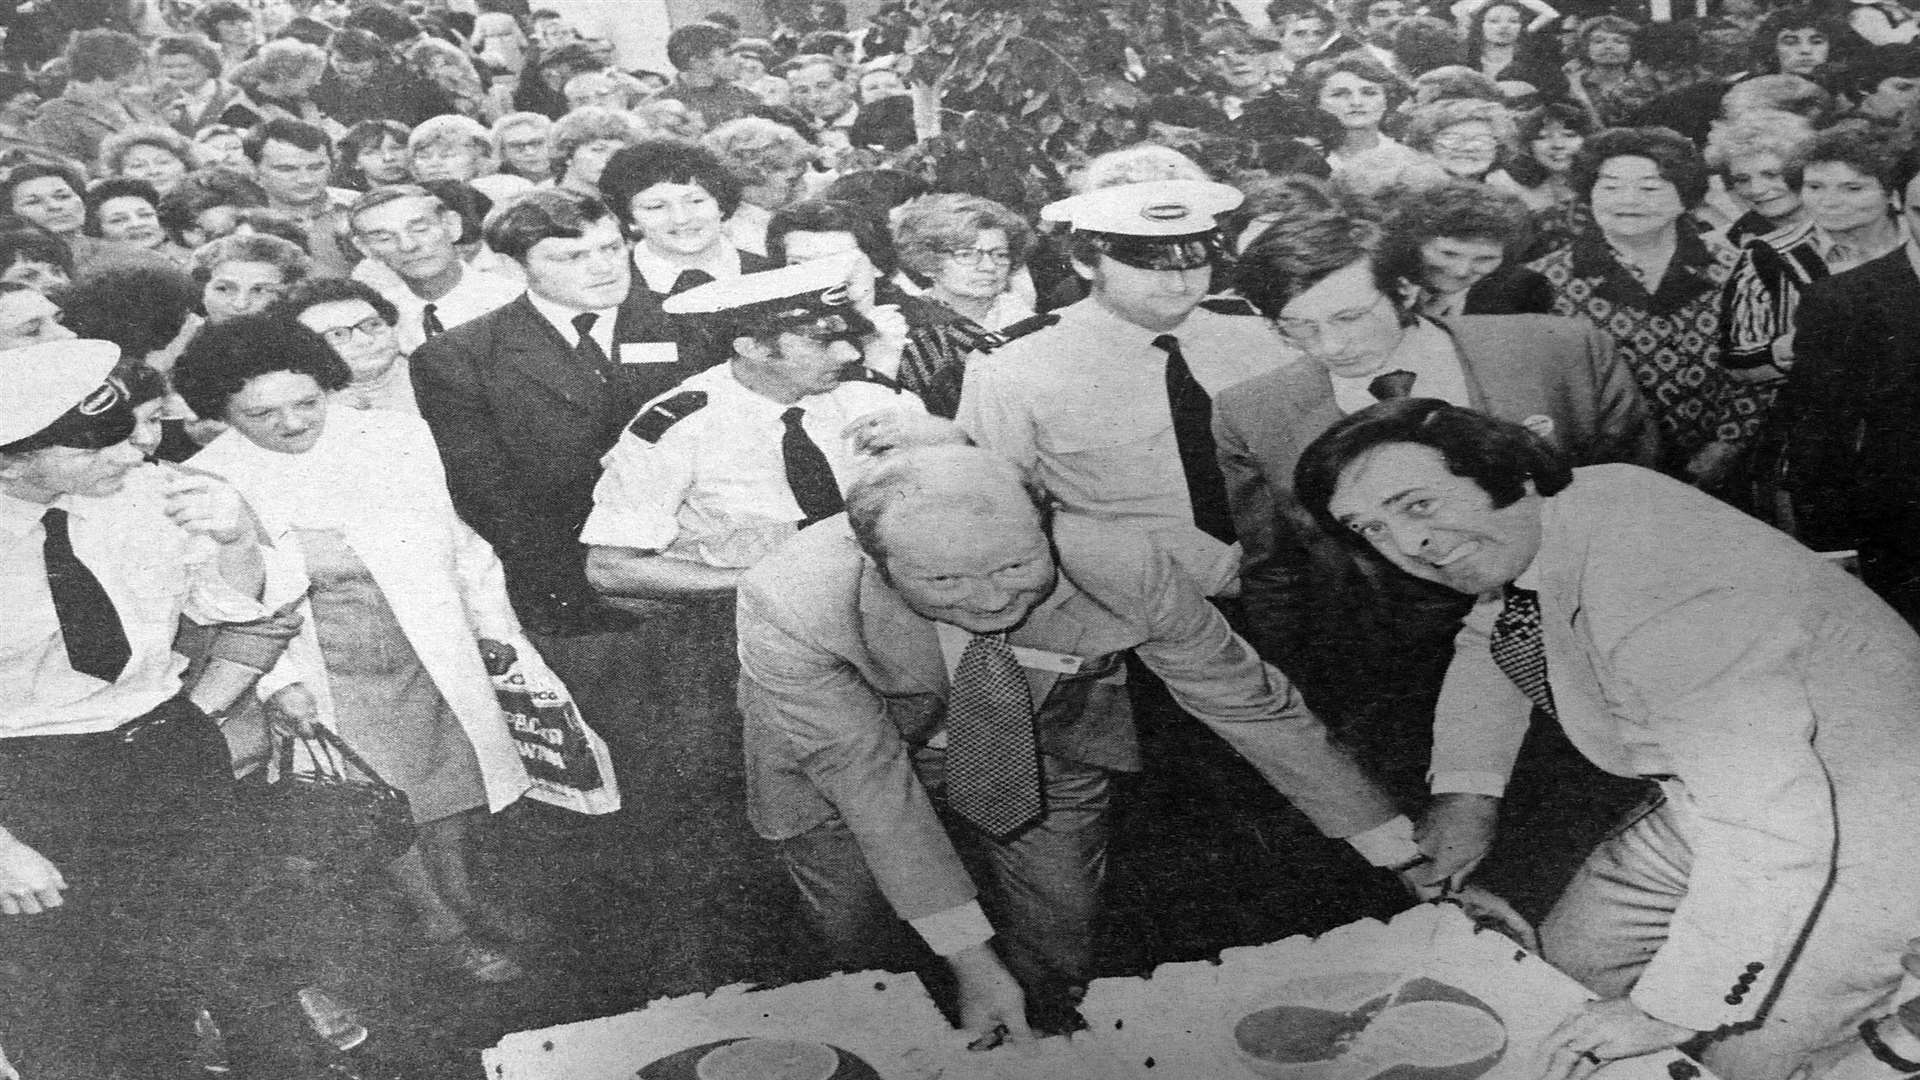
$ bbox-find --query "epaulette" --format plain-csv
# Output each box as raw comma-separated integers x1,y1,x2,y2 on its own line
974,311,1060,354
627,390,707,443
840,365,905,393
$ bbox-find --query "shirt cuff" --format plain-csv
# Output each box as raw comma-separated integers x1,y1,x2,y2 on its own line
1345,814,1422,868
1431,770,1510,797
908,901,994,957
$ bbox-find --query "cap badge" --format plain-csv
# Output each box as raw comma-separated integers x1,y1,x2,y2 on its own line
77,378,126,416
1141,202,1192,222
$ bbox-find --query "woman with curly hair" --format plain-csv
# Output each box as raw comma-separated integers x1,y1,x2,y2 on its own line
1463,0,1570,101
1528,126,1762,486
190,231,311,323
97,125,193,197
703,116,817,257
1401,96,1518,183
1705,108,1816,246
1566,15,1652,125
890,193,1036,416
408,36,492,122
336,119,411,191
1381,179,1550,316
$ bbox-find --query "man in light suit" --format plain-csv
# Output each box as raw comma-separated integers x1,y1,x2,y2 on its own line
1298,399,1920,1080
736,445,1426,1038
1212,194,1657,856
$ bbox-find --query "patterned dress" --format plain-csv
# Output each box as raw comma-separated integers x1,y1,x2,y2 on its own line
1530,228,1765,476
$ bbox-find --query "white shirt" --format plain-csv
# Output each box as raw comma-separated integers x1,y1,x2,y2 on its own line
0,465,305,737
1327,319,1476,416
957,298,1290,593
630,243,746,296
526,289,619,357
353,258,525,355
582,364,926,567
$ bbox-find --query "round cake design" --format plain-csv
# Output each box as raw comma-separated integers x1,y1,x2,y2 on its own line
1231,972,1506,1080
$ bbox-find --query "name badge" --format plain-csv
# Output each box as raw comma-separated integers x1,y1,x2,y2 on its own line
619,341,679,365
1010,646,1083,675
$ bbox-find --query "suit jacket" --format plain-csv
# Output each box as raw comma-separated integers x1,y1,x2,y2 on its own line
735,515,1400,922
410,286,703,633
1434,465,1920,1032
1786,246,1920,622
1213,314,1659,706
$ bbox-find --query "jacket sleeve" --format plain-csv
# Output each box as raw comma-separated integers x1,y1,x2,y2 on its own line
1784,281,1869,553
410,329,593,622
1213,392,1314,667
1606,586,1834,1034
1579,321,1662,469
1122,535,1401,839
734,575,978,921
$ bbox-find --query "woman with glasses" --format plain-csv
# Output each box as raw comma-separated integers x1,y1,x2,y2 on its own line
1528,126,1761,487
276,277,415,414
1401,97,1517,185
891,193,1036,417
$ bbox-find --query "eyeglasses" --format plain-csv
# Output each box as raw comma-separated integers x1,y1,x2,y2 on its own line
1270,292,1390,344
940,247,1014,268
314,315,390,347
1432,135,1498,152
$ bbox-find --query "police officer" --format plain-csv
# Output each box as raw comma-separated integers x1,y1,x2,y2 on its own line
955,179,1281,596
0,340,307,1077
582,257,958,600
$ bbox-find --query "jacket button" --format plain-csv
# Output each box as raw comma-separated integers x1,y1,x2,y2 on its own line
1736,973,1756,986
1725,994,1742,1005
1746,962,1765,973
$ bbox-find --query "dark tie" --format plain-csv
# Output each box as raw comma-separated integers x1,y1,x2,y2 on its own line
945,633,1041,838
421,302,446,338
780,407,844,525
668,268,715,296
1153,334,1235,543
42,508,130,683
571,312,618,382
1489,585,1555,718
1368,369,1418,400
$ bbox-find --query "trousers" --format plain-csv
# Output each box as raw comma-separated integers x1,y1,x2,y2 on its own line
780,747,1110,1019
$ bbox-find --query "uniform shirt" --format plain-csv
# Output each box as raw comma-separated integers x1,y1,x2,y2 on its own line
582,364,928,568
956,297,1288,592
353,257,525,355
0,464,306,737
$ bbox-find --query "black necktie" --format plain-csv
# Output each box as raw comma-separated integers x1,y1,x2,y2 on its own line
945,633,1041,838
1369,369,1418,400
571,312,617,382
669,268,715,296
1154,334,1235,543
43,507,130,683
1489,585,1556,718
421,302,445,338
781,407,844,525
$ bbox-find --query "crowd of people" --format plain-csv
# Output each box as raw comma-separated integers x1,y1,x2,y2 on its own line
12,0,1920,1077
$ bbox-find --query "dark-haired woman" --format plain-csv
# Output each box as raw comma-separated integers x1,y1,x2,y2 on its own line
178,314,543,983
1529,127,1763,485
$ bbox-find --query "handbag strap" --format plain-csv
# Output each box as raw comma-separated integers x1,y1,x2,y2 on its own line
305,724,404,793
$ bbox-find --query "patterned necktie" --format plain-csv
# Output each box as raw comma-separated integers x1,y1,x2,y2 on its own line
421,302,446,338
945,633,1041,838
1489,585,1556,718
780,407,844,525
1153,334,1235,543
571,312,617,382
669,268,715,296
1368,369,1418,400
42,508,131,683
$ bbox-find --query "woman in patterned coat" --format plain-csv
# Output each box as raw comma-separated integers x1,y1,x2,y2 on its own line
1530,127,1763,488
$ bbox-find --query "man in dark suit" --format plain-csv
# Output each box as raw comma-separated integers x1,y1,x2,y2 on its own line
410,192,714,835
1212,197,1657,909
738,445,1423,1036
1786,160,1920,623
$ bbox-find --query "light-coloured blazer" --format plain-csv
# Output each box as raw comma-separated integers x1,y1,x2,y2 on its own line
734,515,1400,923
191,409,534,812
1435,464,1920,1032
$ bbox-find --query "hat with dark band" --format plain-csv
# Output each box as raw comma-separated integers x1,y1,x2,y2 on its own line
1042,179,1246,270
663,257,878,342
0,340,132,454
